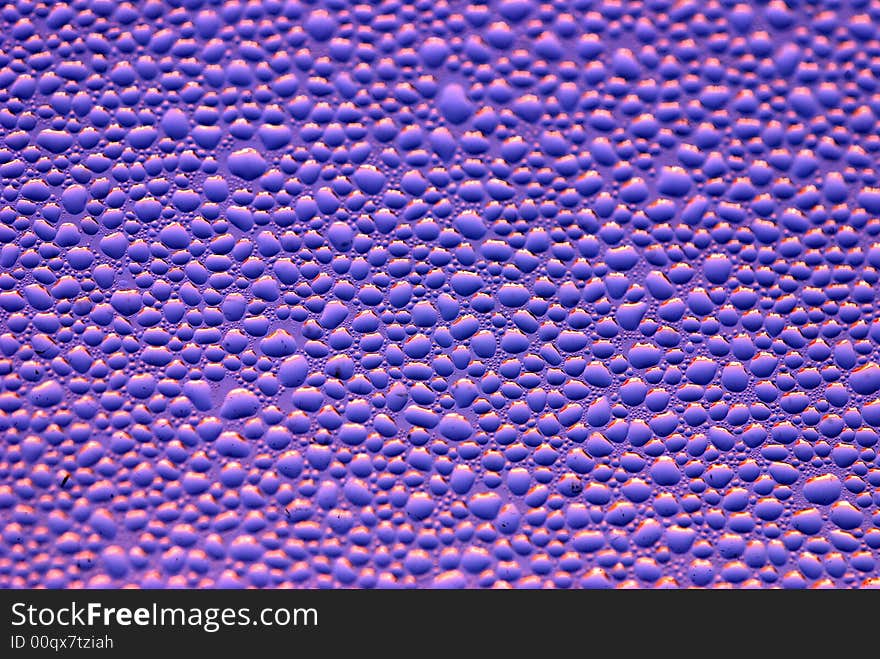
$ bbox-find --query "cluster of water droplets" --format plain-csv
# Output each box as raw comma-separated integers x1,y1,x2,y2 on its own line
1,0,880,588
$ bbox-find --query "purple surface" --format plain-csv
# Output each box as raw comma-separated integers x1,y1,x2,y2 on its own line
1,0,880,589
